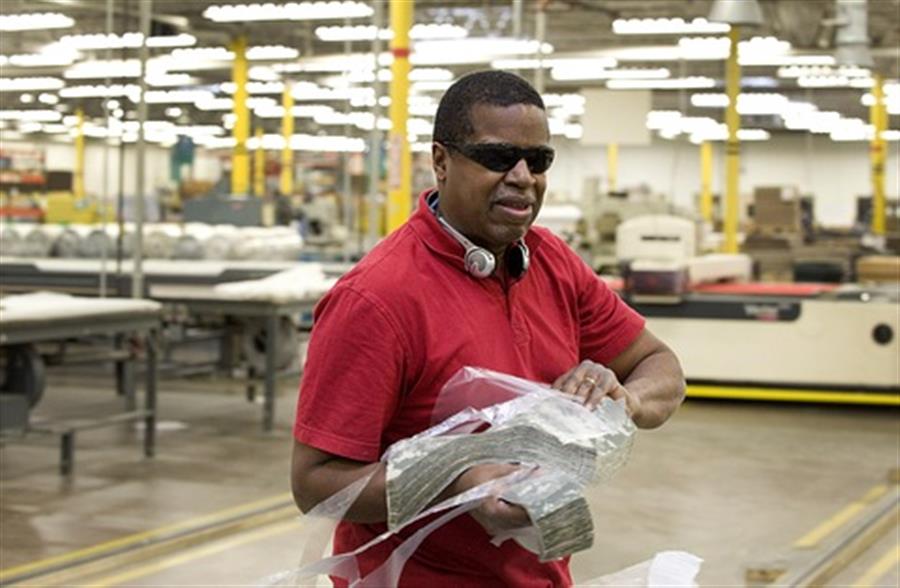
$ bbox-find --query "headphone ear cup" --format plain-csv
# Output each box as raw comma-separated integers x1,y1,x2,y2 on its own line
465,248,496,278
505,242,530,278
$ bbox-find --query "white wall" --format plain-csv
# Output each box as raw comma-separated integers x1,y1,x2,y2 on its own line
547,135,900,226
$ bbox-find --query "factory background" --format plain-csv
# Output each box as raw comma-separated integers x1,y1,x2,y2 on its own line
0,1,898,586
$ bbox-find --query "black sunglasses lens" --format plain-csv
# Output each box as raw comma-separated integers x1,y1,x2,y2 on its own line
525,148,554,173
470,146,520,172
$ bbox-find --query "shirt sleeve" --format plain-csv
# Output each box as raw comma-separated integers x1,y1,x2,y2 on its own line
294,285,407,462
574,255,645,365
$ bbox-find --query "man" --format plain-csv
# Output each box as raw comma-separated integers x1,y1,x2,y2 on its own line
292,70,685,587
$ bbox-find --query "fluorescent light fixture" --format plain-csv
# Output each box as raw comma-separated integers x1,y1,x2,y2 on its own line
42,123,69,134
247,46,299,60
608,77,715,89
777,65,870,78
2,45,80,67
60,84,139,98
147,73,197,87
165,107,182,117
646,110,684,130
691,92,816,115
220,81,285,95
0,12,74,32
196,96,234,111
38,93,59,105
316,23,466,42
249,66,281,82
412,38,553,66
861,92,900,115
203,2,372,23
613,17,729,35
0,109,63,122
542,93,586,108
882,130,900,141
254,104,335,118
410,81,453,93
58,32,196,49
0,77,65,92
65,59,145,79
551,66,669,81
19,94,34,104
490,58,548,70
141,90,216,104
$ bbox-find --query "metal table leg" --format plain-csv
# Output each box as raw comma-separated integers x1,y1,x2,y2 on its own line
263,313,279,432
60,431,74,476
144,329,157,458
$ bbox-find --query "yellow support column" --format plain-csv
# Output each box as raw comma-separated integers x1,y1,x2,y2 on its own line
280,83,294,196
723,26,741,254
386,0,413,234
607,143,618,193
254,127,265,197
870,74,887,237
74,107,85,199
700,141,713,222
231,36,250,195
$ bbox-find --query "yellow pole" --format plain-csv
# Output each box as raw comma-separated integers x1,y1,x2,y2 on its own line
607,143,618,193
386,0,413,234
231,36,250,195
700,141,713,222
254,127,265,197
74,107,85,199
723,26,741,254
280,82,294,196
870,74,887,236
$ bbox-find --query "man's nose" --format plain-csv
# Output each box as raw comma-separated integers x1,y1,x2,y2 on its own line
504,158,536,186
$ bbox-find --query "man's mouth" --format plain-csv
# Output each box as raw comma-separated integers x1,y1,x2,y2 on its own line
492,197,534,220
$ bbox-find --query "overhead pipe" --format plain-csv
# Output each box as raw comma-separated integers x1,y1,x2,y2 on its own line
133,0,151,300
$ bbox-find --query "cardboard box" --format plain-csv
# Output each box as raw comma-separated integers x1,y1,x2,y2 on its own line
856,256,900,283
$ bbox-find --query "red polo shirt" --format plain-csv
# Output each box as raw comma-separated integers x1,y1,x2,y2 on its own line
294,191,644,587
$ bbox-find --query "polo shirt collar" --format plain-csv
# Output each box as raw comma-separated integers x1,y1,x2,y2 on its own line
409,188,544,276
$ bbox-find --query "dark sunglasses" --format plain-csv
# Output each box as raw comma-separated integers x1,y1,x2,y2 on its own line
442,141,555,174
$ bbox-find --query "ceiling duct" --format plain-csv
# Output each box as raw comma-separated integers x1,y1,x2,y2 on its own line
834,0,874,67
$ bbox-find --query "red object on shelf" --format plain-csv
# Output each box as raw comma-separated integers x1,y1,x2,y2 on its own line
0,207,44,220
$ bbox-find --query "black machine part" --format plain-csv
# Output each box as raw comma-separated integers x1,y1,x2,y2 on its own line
0,344,46,408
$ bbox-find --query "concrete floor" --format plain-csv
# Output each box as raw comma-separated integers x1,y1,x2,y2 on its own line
1,364,898,587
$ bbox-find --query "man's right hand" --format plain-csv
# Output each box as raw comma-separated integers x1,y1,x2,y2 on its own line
451,463,532,536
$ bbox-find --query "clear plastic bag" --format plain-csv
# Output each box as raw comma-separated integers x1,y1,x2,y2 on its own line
259,367,697,587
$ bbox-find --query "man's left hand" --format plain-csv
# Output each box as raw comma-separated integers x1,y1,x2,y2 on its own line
552,360,641,417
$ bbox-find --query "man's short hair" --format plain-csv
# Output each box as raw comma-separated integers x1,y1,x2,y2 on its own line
433,70,545,145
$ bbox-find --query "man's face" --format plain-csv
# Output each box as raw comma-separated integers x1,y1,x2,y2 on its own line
433,103,551,255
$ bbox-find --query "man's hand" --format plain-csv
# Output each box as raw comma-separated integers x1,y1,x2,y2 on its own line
450,463,531,536
552,359,641,417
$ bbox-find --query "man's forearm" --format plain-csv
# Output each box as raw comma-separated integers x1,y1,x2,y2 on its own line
624,348,685,428
293,457,388,523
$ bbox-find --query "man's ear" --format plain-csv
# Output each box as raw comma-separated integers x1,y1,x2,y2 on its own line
432,142,449,185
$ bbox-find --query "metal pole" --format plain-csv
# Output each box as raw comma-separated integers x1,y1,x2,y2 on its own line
723,26,741,254
74,108,85,199
254,127,265,197
387,0,412,233
133,0,150,299
231,36,250,196
280,82,294,196
100,0,113,297
368,0,383,245
870,74,887,238
700,141,713,222
606,143,618,193
534,3,546,93
342,17,353,256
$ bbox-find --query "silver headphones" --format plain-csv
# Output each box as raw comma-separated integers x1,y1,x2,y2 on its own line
429,192,530,279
